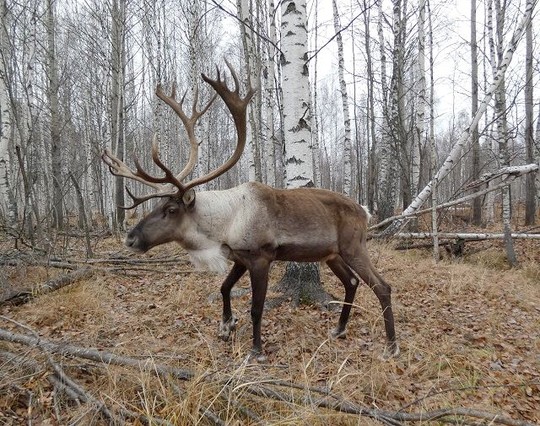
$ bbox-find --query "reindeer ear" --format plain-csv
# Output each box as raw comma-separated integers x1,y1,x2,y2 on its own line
182,188,196,207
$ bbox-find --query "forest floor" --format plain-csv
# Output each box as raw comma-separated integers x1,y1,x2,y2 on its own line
0,222,539,425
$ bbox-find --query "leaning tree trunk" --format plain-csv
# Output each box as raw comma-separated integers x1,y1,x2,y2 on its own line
277,0,325,306
380,0,536,235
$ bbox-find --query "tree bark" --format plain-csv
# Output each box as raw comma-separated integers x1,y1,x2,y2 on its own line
471,0,482,225
264,0,279,187
46,0,63,229
0,0,14,224
238,0,263,182
110,0,126,230
279,0,324,304
524,0,535,225
363,1,376,211
332,0,352,196
491,0,517,266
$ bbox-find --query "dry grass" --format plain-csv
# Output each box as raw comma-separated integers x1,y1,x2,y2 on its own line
1,236,539,425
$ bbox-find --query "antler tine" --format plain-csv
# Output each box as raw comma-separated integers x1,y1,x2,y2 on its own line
101,135,186,210
147,135,186,189
225,59,241,94
185,63,258,190
102,148,162,191
156,84,216,182
120,186,172,210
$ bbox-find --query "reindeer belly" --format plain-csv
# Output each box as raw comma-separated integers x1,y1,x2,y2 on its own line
275,243,337,262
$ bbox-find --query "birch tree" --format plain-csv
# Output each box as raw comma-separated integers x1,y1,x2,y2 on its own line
0,0,13,223
470,0,482,225
412,0,425,198
238,0,263,182
332,0,352,196
363,0,376,212
277,0,323,304
110,0,126,230
377,0,398,220
524,0,535,225
262,0,279,187
46,0,63,229
490,0,517,265
281,0,314,189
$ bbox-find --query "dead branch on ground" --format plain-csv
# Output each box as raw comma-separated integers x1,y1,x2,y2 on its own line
0,325,535,426
1,268,95,306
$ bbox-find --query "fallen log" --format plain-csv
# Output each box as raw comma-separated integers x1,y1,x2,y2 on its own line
0,268,95,306
0,326,535,426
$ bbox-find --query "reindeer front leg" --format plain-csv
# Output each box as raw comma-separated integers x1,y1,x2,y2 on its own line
219,262,247,340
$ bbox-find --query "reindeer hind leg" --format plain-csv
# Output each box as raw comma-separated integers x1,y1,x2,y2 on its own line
326,256,360,339
343,252,399,358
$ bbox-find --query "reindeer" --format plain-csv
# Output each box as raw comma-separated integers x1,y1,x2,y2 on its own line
102,63,399,361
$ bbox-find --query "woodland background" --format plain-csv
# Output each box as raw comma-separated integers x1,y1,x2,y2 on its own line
0,0,540,424
0,0,538,238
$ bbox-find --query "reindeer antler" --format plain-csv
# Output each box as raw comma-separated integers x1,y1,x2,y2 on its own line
182,61,257,191
102,135,184,209
156,84,217,181
102,62,257,209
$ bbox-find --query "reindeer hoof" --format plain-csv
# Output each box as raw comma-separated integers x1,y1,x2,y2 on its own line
218,316,237,341
330,328,347,339
378,342,400,361
247,350,267,363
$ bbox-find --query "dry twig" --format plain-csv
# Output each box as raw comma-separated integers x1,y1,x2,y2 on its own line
0,325,535,426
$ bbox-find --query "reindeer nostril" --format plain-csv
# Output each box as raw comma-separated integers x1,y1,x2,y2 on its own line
125,232,137,248
125,231,148,253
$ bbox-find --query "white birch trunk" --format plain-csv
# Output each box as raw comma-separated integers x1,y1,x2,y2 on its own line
46,0,64,229
376,0,395,217
492,0,517,266
413,0,425,197
332,0,352,196
238,0,262,182
524,0,535,225
310,0,321,188
0,0,12,222
281,0,313,188
110,0,126,229
471,0,482,225
278,0,321,298
263,0,278,187
381,0,536,234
